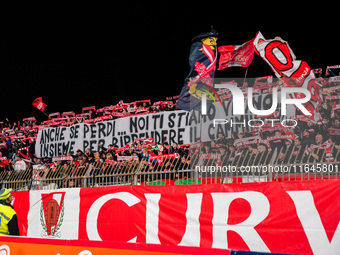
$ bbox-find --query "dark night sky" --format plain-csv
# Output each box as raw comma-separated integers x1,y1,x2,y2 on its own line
1,4,339,121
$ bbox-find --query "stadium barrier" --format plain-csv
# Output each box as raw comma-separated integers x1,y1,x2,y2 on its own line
0,145,339,190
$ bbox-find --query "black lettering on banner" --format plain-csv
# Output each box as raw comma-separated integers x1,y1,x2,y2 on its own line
185,112,190,126
123,136,131,146
112,137,118,147
140,116,148,131
105,121,114,137
131,134,138,142
130,115,149,133
40,144,44,156
57,143,62,156
178,128,185,144
190,126,197,143
119,136,123,147
98,122,106,138
62,141,70,154
208,123,215,140
90,140,97,151
222,100,229,117
90,124,97,139
251,95,263,111
40,130,45,144
83,140,89,151
83,140,98,151
84,125,90,138
177,111,187,127
49,144,54,157
160,114,164,129
40,130,44,144
74,125,80,139
263,94,273,110
168,113,176,128
42,144,47,157
50,129,55,142
60,127,66,140
189,112,199,126
70,125,80,139
69,141,75,155
169,129,176,144
152,115,161,129
207,104,216,121
152,131,160,143
42,141,75,156
55,128,60,141
130,117,138,133
70,126,75,139
225,101,232,118
161,130,168,143
37,111,190,157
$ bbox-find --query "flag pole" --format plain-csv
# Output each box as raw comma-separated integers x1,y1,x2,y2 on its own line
32,97,49,119
32,106,49,118
243,67,249,86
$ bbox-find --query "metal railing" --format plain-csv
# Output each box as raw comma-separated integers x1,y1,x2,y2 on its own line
1,145,339,190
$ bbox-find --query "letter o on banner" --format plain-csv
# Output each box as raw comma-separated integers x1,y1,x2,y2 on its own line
265,41,293,72
86,192,141,241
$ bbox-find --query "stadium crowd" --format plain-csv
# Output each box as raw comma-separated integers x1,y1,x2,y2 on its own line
0,68,340,187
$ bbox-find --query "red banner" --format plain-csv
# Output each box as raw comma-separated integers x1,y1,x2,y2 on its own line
20,180,340,254
12,191,29,236
218,37,255,70
32,97,47,112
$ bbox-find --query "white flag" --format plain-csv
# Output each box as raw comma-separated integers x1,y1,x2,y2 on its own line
27,188,80,239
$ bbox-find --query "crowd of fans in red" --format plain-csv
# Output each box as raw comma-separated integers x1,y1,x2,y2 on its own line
1,68,340,175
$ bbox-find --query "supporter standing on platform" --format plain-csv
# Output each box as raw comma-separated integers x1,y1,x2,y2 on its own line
0,188,19,236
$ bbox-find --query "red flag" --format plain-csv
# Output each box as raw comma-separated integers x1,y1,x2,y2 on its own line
32,97,47,112
217,37,255,70
0,157,9,167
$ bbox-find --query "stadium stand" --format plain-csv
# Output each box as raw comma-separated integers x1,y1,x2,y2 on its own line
1,68,340,190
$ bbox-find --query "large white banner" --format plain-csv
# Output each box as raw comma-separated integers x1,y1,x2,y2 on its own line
35,111,190,157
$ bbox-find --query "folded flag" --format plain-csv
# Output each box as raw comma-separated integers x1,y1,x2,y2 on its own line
253,32,323,121
177,27,219,112
0,157,9,167
32,97,47,112
218,37,255,70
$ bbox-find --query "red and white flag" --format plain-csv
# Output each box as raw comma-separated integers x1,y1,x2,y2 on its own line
32,97,47,112
253,32,323,121
217,37,255,70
